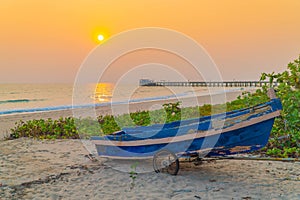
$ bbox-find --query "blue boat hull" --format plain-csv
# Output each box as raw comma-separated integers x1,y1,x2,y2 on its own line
92,99,282,159
94,118,274,158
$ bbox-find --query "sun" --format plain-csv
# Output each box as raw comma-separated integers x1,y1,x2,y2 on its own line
97,34,104,41
92,27,110,43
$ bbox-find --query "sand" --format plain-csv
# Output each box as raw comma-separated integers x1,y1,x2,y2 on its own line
0,138,299,199
1,91,299,199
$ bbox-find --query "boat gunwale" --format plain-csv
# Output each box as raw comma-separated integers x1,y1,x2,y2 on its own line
91,100,277,141
120,101,273,133
92,110,281,147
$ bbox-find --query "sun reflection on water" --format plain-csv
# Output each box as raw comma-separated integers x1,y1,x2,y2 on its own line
91,83,114,103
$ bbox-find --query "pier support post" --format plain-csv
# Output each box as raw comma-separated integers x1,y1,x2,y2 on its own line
267,88,277,99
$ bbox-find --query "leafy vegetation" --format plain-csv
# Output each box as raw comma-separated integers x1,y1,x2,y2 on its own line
130,110,151,126
129,162,138,190
97,115,121,135
74,117,102,138
259,55,300,157
162,101,181,122
9,117,79,139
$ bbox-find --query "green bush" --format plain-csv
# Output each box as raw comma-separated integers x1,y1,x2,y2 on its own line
130,110,151,126
9,117,79,139
75,117,103,138
163,102,181,122
97,115,121,135
260,55,300,157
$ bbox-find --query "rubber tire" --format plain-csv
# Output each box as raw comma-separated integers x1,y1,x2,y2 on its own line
153,150,179,175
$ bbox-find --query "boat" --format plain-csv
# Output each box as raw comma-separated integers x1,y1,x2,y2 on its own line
91,90,282,175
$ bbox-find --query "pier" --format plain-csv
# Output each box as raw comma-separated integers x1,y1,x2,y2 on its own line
139,79,276,87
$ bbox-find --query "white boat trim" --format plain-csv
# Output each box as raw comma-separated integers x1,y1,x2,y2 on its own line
96,148,215,160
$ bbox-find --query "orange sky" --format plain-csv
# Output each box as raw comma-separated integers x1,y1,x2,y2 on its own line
0,0,299,83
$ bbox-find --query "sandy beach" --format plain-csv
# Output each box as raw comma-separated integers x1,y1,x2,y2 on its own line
1,91,300,199
0,138,299,199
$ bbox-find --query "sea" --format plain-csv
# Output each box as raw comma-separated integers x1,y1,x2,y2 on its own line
0,83,242,116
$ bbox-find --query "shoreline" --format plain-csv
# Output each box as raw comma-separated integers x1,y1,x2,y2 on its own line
0,91,243,139
0,87,244,116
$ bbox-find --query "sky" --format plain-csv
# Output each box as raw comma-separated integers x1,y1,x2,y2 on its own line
0,0,299,83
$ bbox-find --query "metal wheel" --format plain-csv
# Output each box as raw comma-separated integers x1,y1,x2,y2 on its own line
153,150,179,175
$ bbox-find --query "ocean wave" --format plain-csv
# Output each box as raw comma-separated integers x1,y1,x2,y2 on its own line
0,99,45,105
0,105,72,115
